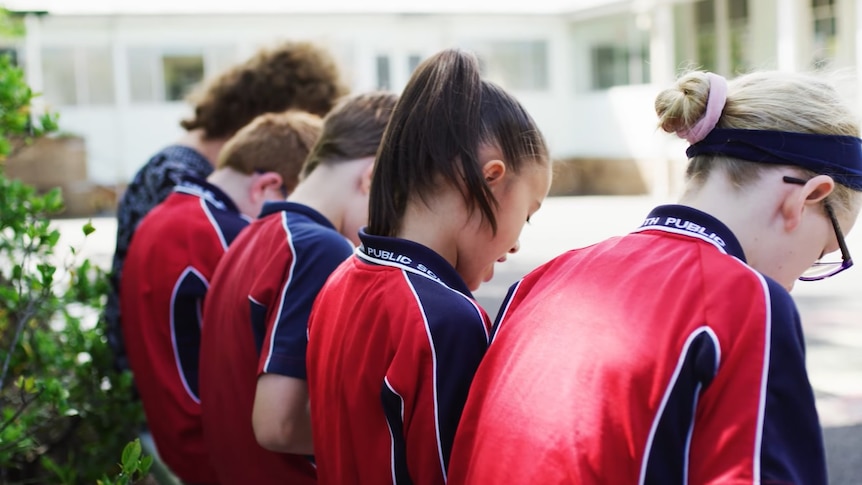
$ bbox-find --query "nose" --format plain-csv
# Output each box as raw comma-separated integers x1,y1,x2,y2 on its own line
509,240,520,254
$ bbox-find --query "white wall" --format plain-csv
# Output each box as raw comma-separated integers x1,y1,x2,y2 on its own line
34,2,845,190
34,13,579,185
57,105,191,185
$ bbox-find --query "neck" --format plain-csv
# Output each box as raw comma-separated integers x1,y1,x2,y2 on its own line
177,129,227,166
288,163,362,232
206,168,252,216
397,188,465,268
677,172,781,267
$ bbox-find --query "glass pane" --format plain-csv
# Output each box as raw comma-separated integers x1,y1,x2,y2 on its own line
375,55,391,90
696,0,715,26
697,29,717,73
729,0,748,20
163,54,204,101
814,17,837,38
480,41,549,91
41,47,77,106
128,47,156,102
591,45,633,90
83,46,115,105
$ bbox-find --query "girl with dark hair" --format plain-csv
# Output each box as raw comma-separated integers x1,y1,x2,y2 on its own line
306,48,552,485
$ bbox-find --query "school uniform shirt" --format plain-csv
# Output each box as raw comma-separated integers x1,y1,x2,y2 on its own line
198,201,353,485
306,230,492,485
447,205,827,485
120,176,248,485
108,145,214,373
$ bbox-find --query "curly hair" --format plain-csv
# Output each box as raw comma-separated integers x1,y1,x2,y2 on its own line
180,41,349,140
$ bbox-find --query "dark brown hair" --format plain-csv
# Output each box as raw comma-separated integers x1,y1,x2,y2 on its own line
300,92,399,178
367,48,548,237
217,111,323,194
181,41,348,139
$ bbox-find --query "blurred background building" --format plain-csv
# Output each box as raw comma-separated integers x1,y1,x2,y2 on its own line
3,0,862,209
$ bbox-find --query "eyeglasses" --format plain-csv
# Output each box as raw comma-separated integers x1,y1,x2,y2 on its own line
783,176,853,281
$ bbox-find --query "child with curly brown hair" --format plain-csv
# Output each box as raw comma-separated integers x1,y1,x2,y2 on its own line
106,41,348,373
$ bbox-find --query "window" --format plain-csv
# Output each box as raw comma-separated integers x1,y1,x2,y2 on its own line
163,55,204,101
85,47,115,105
42,47,77,105
128,48,158,103
128,47,206,103
41,46,116,107
590,44,650,90
812,0,837,68
695,0,750,74
375,55,391,90
470,41,549,91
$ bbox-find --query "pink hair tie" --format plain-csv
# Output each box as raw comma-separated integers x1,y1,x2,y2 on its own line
676,72,728,144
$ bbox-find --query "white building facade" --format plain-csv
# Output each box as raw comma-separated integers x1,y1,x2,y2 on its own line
9,0,862,192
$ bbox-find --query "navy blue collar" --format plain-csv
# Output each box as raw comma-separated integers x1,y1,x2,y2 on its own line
175,175,240,214
258,201,336,231
634,205,747,262
357,228,474,297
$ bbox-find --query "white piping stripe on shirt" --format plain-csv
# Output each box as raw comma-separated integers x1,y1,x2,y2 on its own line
168,266,209,404
740,267,772,482
200,197,229,251
359,248,487,340
403,270,448,482
632,225,729,255
682,382,703,485
638,326,722,485
383,376,405,485
262,212,298,373
356,248,444,284
489,279,523,344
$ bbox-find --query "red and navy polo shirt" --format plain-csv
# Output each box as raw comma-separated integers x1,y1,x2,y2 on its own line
120,176,248,484
307,229,492,485
448,205,827,485
198,201,353,485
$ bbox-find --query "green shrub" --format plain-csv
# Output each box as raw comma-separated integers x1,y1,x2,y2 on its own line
0,51,146,483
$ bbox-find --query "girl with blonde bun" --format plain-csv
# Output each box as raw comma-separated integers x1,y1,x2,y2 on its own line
448,70,862,485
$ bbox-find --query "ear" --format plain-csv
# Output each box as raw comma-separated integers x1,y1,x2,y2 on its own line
359,157,375,195
482,159,507,186
251,172,284,201
780,174,834,232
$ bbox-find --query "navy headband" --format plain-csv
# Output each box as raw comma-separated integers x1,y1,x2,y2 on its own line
686,128,862,190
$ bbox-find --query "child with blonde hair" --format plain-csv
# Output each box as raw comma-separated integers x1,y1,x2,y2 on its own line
449,70,862,485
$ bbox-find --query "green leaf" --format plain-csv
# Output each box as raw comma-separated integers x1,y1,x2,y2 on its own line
139,454,154,475
23,376,36,393
82,220,96,236
120,439,142,472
